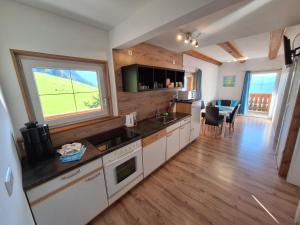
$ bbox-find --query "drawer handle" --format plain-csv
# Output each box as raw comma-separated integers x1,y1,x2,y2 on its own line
61,169,81,180
85,171,101,182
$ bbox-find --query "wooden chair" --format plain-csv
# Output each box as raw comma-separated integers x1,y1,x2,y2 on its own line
204,106,224,136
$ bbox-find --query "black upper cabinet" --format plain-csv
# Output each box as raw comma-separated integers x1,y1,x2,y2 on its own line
121,64,185,92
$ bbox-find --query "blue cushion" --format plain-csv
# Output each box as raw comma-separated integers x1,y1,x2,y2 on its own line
230,100,239,107
215,99,239,107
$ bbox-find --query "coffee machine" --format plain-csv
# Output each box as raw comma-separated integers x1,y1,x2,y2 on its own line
20,121,54,164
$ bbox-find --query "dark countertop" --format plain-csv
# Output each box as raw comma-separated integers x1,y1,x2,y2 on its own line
22,112,190,191
175,99,201,104
126,113,189,137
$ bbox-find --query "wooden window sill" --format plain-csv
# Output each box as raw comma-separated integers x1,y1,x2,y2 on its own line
49,116,122,134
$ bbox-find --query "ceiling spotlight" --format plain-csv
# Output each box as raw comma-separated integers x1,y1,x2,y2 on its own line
176,32,200,47
176,34,183,41
184,33,190,44
191,39,197,46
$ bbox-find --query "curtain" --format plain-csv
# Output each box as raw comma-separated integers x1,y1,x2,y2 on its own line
239,71,251,114
196,69,202,99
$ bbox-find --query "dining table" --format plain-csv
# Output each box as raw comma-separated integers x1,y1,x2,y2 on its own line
201,105,235,137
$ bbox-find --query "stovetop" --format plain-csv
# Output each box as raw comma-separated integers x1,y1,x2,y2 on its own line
86,127,140,152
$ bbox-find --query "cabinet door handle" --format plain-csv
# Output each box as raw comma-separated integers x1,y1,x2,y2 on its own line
61,169,81,180
85,171,101,182
180,127,185,130
167,133,173,137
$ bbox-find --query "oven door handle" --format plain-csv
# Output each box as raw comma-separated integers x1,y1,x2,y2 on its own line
104,146,142,167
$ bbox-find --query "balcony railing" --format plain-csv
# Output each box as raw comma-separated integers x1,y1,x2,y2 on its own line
248,93,272,113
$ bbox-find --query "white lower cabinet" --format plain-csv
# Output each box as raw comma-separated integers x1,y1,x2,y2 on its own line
180,122,191,150
166,128,180,160
143,132,167,177
190,121,200,142
27,159,108,225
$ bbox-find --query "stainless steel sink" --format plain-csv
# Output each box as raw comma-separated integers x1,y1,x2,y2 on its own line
154,116,177,125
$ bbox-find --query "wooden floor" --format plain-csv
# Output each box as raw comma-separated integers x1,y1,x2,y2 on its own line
90,116,300,225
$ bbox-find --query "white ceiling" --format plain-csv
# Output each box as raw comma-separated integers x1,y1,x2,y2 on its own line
14,0,152,30
195,24,300,63
147,0,300,56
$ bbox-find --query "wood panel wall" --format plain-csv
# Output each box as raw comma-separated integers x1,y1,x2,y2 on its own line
50,117,124,147
50,43,182,147
113,43,183,121
279,90,300,177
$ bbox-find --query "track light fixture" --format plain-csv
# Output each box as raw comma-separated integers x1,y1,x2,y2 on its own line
176,32,200,48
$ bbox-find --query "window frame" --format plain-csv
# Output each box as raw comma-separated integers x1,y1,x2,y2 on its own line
10,49,113,129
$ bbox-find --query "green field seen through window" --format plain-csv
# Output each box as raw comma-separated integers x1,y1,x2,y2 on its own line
32,68,102,117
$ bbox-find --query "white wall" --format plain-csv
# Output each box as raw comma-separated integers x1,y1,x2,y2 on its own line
183,54,219,102
0,0,118,136
0,85,35,225
272,66,290,139
217,56,284,100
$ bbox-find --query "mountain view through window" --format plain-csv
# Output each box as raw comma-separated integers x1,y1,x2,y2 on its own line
32,68,102,118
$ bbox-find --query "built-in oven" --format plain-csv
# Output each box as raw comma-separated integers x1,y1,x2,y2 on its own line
103,140,143,199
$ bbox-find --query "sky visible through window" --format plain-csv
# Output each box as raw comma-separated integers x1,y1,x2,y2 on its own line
249,73,277,94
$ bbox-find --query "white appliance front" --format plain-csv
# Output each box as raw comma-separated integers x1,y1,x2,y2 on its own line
103,146,143,197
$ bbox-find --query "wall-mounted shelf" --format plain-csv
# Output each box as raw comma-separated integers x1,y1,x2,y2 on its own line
121,64,185,92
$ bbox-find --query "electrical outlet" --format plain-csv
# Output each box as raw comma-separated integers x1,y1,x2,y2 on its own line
4,167,13,197
172,59,175,64
128,50,133,56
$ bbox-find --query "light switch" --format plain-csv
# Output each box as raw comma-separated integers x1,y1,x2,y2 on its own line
4,167,13,197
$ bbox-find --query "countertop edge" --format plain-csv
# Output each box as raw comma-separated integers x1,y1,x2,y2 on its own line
22,113,191,191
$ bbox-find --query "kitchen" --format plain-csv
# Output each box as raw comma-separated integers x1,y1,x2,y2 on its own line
6,32,203,225
2,1,300,225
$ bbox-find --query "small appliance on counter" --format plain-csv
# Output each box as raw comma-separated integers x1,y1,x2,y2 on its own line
177,90,196,100
20,121,54,164
125,112,137,127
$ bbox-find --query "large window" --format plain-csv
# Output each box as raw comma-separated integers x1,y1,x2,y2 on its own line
249,72,277,94
17,54,111,127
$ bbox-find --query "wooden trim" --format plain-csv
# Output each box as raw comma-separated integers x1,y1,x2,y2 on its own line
10,49,107,64
217,41,246,63
278,87,300,177
10,49,115,129
10,50,36,121
103,61,113,116
269,29,285,60
183,50,222,66
176,102,192,114
45,108,103,120
50,116,121,134
30,167,103,206
167,128,178,136
143,129,166,147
